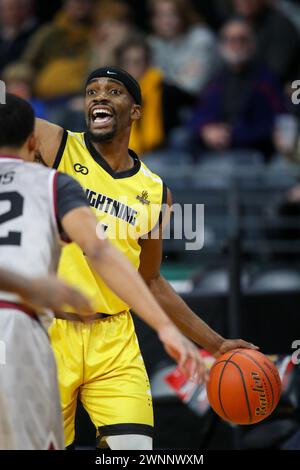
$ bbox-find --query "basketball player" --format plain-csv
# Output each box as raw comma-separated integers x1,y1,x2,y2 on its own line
0,94,203,449
32,68,257,450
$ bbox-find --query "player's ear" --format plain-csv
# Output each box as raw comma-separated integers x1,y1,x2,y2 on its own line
131,104,141,121
28,132,37,153
23,132,38,161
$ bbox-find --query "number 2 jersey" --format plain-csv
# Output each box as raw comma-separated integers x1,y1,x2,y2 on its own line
0,154,89,304
53,131,167,314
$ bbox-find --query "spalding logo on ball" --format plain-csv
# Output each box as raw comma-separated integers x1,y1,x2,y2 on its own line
206,349,282,425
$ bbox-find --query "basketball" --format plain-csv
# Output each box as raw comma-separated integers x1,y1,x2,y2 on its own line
206,349,282,425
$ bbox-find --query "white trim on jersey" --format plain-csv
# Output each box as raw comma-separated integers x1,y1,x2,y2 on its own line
0,158,24,163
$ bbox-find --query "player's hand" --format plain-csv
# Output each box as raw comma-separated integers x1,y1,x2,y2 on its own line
158,325,206,383
214,339,259,358
21,276,93,315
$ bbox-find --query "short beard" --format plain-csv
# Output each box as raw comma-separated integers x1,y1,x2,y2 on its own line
87,127,117,143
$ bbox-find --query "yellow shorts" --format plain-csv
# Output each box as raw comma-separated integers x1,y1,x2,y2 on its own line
48,311,154,447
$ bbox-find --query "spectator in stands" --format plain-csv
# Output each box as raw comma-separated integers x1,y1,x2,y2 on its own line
116,35,195,155
2,61,48,119
232,0,300,85
0,0,39,73
148,0,218,94
55,1,138,133
189,18,286,160
22,0,94,101
89,0,137,71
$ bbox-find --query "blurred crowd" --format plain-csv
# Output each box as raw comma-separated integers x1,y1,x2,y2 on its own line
1,0,300,163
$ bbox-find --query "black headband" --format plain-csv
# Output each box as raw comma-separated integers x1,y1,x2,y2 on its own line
85,67,142,105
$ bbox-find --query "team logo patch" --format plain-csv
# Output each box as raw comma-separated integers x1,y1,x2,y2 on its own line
136,190,150,205
74,163,89,175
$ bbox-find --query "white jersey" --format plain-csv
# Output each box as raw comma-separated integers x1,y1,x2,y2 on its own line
0,155,64,449
0,156,61,303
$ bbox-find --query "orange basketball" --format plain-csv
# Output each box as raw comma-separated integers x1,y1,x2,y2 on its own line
206,349,281,425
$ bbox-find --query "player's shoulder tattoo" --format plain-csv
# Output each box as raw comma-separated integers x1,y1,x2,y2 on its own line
34,151,47,166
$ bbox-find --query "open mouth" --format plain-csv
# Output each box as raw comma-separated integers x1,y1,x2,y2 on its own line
91,106,114,126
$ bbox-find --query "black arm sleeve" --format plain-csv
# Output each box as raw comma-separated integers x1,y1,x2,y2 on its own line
55,172,89,240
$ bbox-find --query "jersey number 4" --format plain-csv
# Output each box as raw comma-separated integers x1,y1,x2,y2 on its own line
0,192,24,246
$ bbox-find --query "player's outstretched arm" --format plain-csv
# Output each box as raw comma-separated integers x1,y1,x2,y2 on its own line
0,269,93,314
138,188,258,357
61,206,205,382
33,118,64,167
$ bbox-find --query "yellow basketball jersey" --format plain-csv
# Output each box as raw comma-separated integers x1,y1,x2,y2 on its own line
53,130,166,314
